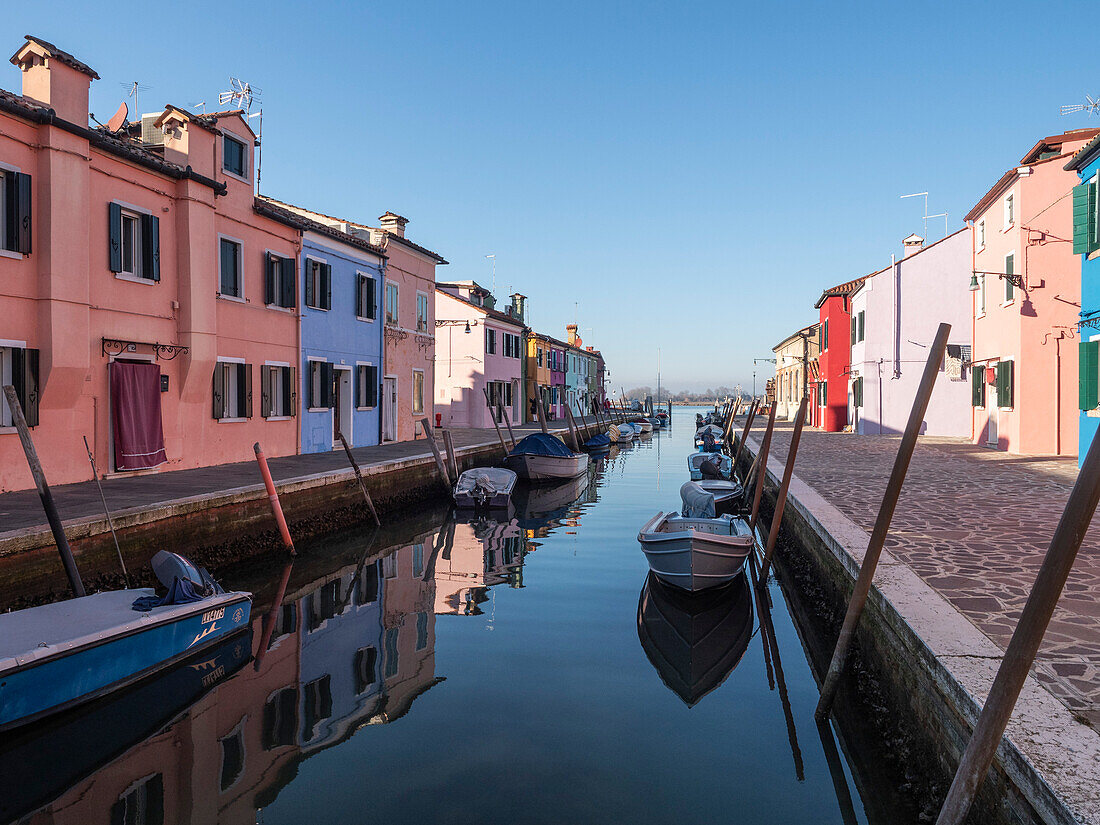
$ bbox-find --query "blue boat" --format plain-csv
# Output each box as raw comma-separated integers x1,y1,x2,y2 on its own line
582,432,612,452
0,552,251,733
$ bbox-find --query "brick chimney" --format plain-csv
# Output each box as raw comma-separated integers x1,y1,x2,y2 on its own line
11,35,97,125
510,293,527,322
567,324,579,346
155,106,216,178
902,233,924,257
379,212,408,238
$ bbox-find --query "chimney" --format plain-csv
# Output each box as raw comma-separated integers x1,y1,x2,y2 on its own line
378,212,408,238
155,106,216,177
11,36,98,125
566,324,578,346
510,293,527,322
902,233,924,258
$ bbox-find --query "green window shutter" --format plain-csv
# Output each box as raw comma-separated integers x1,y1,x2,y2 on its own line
1003,359,1014,408
1080,342,1099,410
858,311,864,341
1073,183,1091,254
851,316,856,345
261,365,272,417
1091,180,1100,254
972,365,984,407
212,365,225,419
108,202,123,272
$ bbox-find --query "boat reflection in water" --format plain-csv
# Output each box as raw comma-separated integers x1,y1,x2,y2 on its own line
513,473,590,531
0,474,598,825
636,571,753,707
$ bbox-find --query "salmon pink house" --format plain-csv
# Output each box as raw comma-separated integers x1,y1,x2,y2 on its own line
0,35,300,492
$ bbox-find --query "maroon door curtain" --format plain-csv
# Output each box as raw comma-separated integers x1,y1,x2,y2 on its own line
110,361,167,471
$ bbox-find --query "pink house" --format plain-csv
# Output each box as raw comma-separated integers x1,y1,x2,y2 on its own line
965,128,1098,456
0,36,300,492
434,282,526,428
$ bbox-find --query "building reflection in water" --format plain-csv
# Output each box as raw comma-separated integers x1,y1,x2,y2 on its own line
7,471,597,824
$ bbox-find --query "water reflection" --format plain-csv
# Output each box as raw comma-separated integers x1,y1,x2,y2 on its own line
636,572,753,707
0,471,596,825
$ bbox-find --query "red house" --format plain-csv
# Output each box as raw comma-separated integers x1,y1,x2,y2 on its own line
813,276,866,431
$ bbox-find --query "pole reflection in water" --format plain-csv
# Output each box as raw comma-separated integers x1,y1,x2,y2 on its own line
0,408,918,824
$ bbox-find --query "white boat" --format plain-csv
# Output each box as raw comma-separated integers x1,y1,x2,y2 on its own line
694,424,724,447
633,419,654,434
453,467,517,509
695,479,744,514
637,512,753,592
630,422,648,437
687,451,732,481
503,433,589,482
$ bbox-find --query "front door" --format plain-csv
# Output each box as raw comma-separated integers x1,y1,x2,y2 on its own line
383,376,397,441
333,367,352,448
986,377,998,446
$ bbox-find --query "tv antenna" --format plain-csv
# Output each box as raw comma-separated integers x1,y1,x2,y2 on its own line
900,191,948,238
219,77,261,112
1061,95,1100,117
120,81,152,117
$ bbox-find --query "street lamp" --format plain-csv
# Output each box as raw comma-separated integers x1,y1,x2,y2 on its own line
436,319,477,333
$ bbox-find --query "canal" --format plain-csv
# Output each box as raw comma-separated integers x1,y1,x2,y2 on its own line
0,407,924,824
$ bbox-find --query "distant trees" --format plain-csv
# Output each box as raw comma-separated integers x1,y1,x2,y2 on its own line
623,385,743,403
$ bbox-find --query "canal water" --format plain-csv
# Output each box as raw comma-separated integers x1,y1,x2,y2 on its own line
0,407,918,824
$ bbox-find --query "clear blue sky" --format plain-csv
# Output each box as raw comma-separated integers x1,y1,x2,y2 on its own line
8,1,1099,392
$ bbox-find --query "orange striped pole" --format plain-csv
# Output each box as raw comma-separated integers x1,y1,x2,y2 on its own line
253,442,296,557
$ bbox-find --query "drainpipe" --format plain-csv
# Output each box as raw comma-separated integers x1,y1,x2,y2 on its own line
294,231,304,457
892,253,900,379
378,257,387,446
969,220,976,443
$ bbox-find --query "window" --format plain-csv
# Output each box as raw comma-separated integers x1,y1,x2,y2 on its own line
356,273,377,320
308,360,334,409
223,134,246,177
852,377,863,408
0,168,32,254
384,627,399,678
219,238,242,297
356,562,380,604
1072,174,1100,255
356,364,378,409
412,543,424,577
820,380,827,406
219,726,245,791
978,274,986,315
304,259,331,310
416,611,428,651
213,361,252,419
1081,341,1100,411
385,282,399,325
822,319,829,351
502,332,521,358
354,646,378,695
383,552,398,579
412,369,424,414
265,253,296,308
996,360,1014,408
971,364,986,407
261,364,295,417
416,292,429,332
108,203,159,282
302,675,333,741
977,220,986,249
0,344,39,427
537,347,543,367
1003,253,1015,302
857,310,865,342
851,315,857,346
486,328,497,354
1004,192,1015,229
111,774,164,825
262,687,298,750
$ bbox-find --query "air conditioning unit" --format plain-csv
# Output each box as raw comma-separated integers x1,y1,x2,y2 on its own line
141,113,165,146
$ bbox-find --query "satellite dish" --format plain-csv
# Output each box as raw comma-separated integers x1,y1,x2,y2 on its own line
106,102,128,133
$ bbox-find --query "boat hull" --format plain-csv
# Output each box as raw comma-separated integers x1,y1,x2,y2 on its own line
0,590,252,733
503,451,588,481
638,514,752,592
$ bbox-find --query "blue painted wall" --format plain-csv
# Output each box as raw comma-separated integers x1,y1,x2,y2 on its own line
300,234,384,453
1078,151,1100,466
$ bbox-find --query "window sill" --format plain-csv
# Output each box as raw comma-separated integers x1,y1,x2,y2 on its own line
265,415,293,421
1001,300,1015,308
0,425,16,434
356,406,377,412
976,312,987,320
0,248,24,261
217,293,246,304
308,407,330,413
1002,223,1014,234
222,168,251,186
305,305,330,312
356,316,377,323
114,272,156,286
265,304,296,314
217,417,247,423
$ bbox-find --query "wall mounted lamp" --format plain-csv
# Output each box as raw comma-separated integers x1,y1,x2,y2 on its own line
435,319,478,333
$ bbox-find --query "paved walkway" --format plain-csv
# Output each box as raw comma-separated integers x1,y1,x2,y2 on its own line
0,419,601,536
758,420,1100,727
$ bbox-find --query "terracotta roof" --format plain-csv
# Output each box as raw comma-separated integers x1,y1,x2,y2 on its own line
254,197,387,259
16,35,99,79
436,287,527,329
772,323,820,353
1065,132,1100,172
813,276,867,309
1020,128,1100,164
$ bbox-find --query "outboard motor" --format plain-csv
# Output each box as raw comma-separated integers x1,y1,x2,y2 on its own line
471,473,495,507
151,550,220,598
699,456,724,480
701,431,718,453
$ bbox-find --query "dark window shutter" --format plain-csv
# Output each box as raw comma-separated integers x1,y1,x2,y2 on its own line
242,363,253,418
851,316,856,345
3,173,15,250
305,262,315,307
1003,360,1014,408
11,347,40,427
368,366,378,407
323,264,332,310
261,365,272,417
1080,342,1099,410
265,253,276,305
356,274,364,318
13,172,32,254
995,362,1005,408
972,364,984,407
858,311,864,341
140,213,160,281
321,362,334,408
108,202,123,272
280,257,296,308
288,366,297,416
367,278,377,319
212,365,225,419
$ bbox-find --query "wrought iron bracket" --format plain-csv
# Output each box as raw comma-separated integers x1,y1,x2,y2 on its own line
974,270,1025,289
1078,313,1100,332
101,337,189,361
384,326,408,343
415,333,434,352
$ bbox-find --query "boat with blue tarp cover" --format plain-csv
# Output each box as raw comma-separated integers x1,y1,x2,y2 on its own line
0,551,251,733
503,433,588,481
582,432,612,452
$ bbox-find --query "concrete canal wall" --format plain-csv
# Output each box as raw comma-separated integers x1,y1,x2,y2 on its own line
738,435,1100,825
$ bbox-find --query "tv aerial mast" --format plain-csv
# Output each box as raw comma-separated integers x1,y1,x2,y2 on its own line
219,78,264,189
1061,95,1100,117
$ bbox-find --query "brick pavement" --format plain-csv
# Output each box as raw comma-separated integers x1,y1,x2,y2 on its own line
759,420,1100,728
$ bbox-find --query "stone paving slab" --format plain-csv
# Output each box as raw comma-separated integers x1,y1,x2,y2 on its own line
757,420,1100,729
0,419,599,537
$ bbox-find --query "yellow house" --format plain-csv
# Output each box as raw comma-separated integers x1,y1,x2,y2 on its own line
772,323,820,421
526,332,553,423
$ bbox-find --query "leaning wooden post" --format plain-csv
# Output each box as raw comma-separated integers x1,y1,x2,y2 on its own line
419,418,451,488
497,400,517,448
759,395,808,580
536,391,549,434
3,385,85,597
253,442,297,557
734,399,759,467
748,402,779,533
442,429,460,481
815,322,951,720
563,404,582,451
337,432,381,526
482,388,509,456
934,416,1100,824
253,560,294,671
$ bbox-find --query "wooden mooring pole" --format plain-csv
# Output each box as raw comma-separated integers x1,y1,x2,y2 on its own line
496,400,517,448
815,322,951,720
419,418,452,488
536,392,550,434
337,432,381,526
82,434,129,586
3,385,85,597
442,429,460,481
759,396,808,580
748,402,778,533
253,442,297,557
562,403,581,451
934,421,1100,824
733,399,759,468
482,388,510,456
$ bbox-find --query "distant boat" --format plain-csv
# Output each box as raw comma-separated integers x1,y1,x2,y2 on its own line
609,424,634,443
0,552,251,733
694,424,724,448
453,467,517,510
637,571,753,706
503,433,588,482
582,432,612,452
688,451,733,481
633,419,654,434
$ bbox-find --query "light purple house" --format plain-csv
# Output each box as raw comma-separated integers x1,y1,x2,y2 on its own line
848,230,972,436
